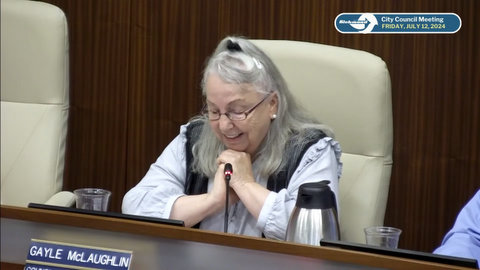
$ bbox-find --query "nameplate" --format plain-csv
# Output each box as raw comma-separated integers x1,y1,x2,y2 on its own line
26,239,132,270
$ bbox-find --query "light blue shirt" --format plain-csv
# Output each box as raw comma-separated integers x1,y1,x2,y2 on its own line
434,189,480,264
122,123,342,240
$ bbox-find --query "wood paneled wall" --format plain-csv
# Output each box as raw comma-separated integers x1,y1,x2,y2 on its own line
42,0,479,252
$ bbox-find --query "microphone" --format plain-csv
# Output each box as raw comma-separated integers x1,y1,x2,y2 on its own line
224,163,233,233
224,163,233,181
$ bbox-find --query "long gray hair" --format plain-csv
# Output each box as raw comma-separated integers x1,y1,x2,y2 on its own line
191,36,333,179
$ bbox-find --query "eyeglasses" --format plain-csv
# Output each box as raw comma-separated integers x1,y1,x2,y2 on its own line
203,94,271,121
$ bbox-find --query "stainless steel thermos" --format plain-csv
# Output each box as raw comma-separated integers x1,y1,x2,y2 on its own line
285,180,340,245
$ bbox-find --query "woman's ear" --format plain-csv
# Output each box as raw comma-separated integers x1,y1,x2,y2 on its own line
269,92,279,116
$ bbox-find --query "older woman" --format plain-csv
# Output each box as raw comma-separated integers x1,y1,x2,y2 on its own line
122,36,342,240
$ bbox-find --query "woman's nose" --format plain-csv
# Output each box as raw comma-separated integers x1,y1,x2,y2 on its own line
218,114,234,130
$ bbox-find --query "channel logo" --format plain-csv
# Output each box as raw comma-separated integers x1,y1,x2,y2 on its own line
335,13,461,34
338,13,378,33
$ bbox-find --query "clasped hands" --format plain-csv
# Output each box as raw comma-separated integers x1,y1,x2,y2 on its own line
210,149,255,207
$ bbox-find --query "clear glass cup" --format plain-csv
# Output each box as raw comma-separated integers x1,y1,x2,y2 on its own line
73,188,111,212
364,226,402,248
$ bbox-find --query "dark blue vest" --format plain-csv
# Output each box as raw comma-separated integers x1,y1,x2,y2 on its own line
184,120,326,195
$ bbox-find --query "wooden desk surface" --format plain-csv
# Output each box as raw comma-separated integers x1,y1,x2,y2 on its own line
1,205,475,270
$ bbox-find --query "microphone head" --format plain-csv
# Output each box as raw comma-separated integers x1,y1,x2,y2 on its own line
224,163,233,173
224,163,233,181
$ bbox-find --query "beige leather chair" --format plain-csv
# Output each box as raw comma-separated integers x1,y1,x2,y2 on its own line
1,0,75,207
252,40,393,243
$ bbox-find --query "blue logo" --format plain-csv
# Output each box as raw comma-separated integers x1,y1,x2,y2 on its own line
335,13,461,34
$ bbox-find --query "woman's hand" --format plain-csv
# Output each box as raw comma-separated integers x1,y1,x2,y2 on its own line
216,150,269,219
216,150,256,189
171,162,240,227
209,163,240,207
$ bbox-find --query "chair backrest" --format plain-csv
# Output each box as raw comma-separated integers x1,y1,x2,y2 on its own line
252,40,393,243
1,0,70,207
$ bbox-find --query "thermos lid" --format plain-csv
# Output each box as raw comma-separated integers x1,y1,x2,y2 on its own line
296,180,336,209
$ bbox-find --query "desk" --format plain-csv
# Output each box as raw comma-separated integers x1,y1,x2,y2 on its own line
0,205,473,270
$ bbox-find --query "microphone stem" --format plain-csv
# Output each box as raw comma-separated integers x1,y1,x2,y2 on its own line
224,183,229,233
224,163,232,233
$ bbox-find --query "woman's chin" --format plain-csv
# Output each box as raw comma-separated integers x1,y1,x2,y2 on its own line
225,144,246,152
223,139,246,152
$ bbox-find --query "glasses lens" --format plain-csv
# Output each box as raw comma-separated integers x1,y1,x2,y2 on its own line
208,111,220,120
228,113,246,121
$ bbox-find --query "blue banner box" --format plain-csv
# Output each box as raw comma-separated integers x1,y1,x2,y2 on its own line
335,13,461,34
27,239,132,270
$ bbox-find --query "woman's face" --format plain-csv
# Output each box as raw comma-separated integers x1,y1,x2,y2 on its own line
205,74,278,156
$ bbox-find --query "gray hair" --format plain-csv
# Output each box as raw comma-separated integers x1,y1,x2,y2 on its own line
192,36,333,179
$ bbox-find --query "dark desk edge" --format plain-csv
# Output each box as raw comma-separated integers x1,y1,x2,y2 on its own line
320,239,478,269
27,203,185,227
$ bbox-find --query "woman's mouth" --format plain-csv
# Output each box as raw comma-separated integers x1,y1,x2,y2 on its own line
224,133,242,140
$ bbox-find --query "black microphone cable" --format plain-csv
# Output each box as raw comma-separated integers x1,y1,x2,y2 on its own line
224,163,233,233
